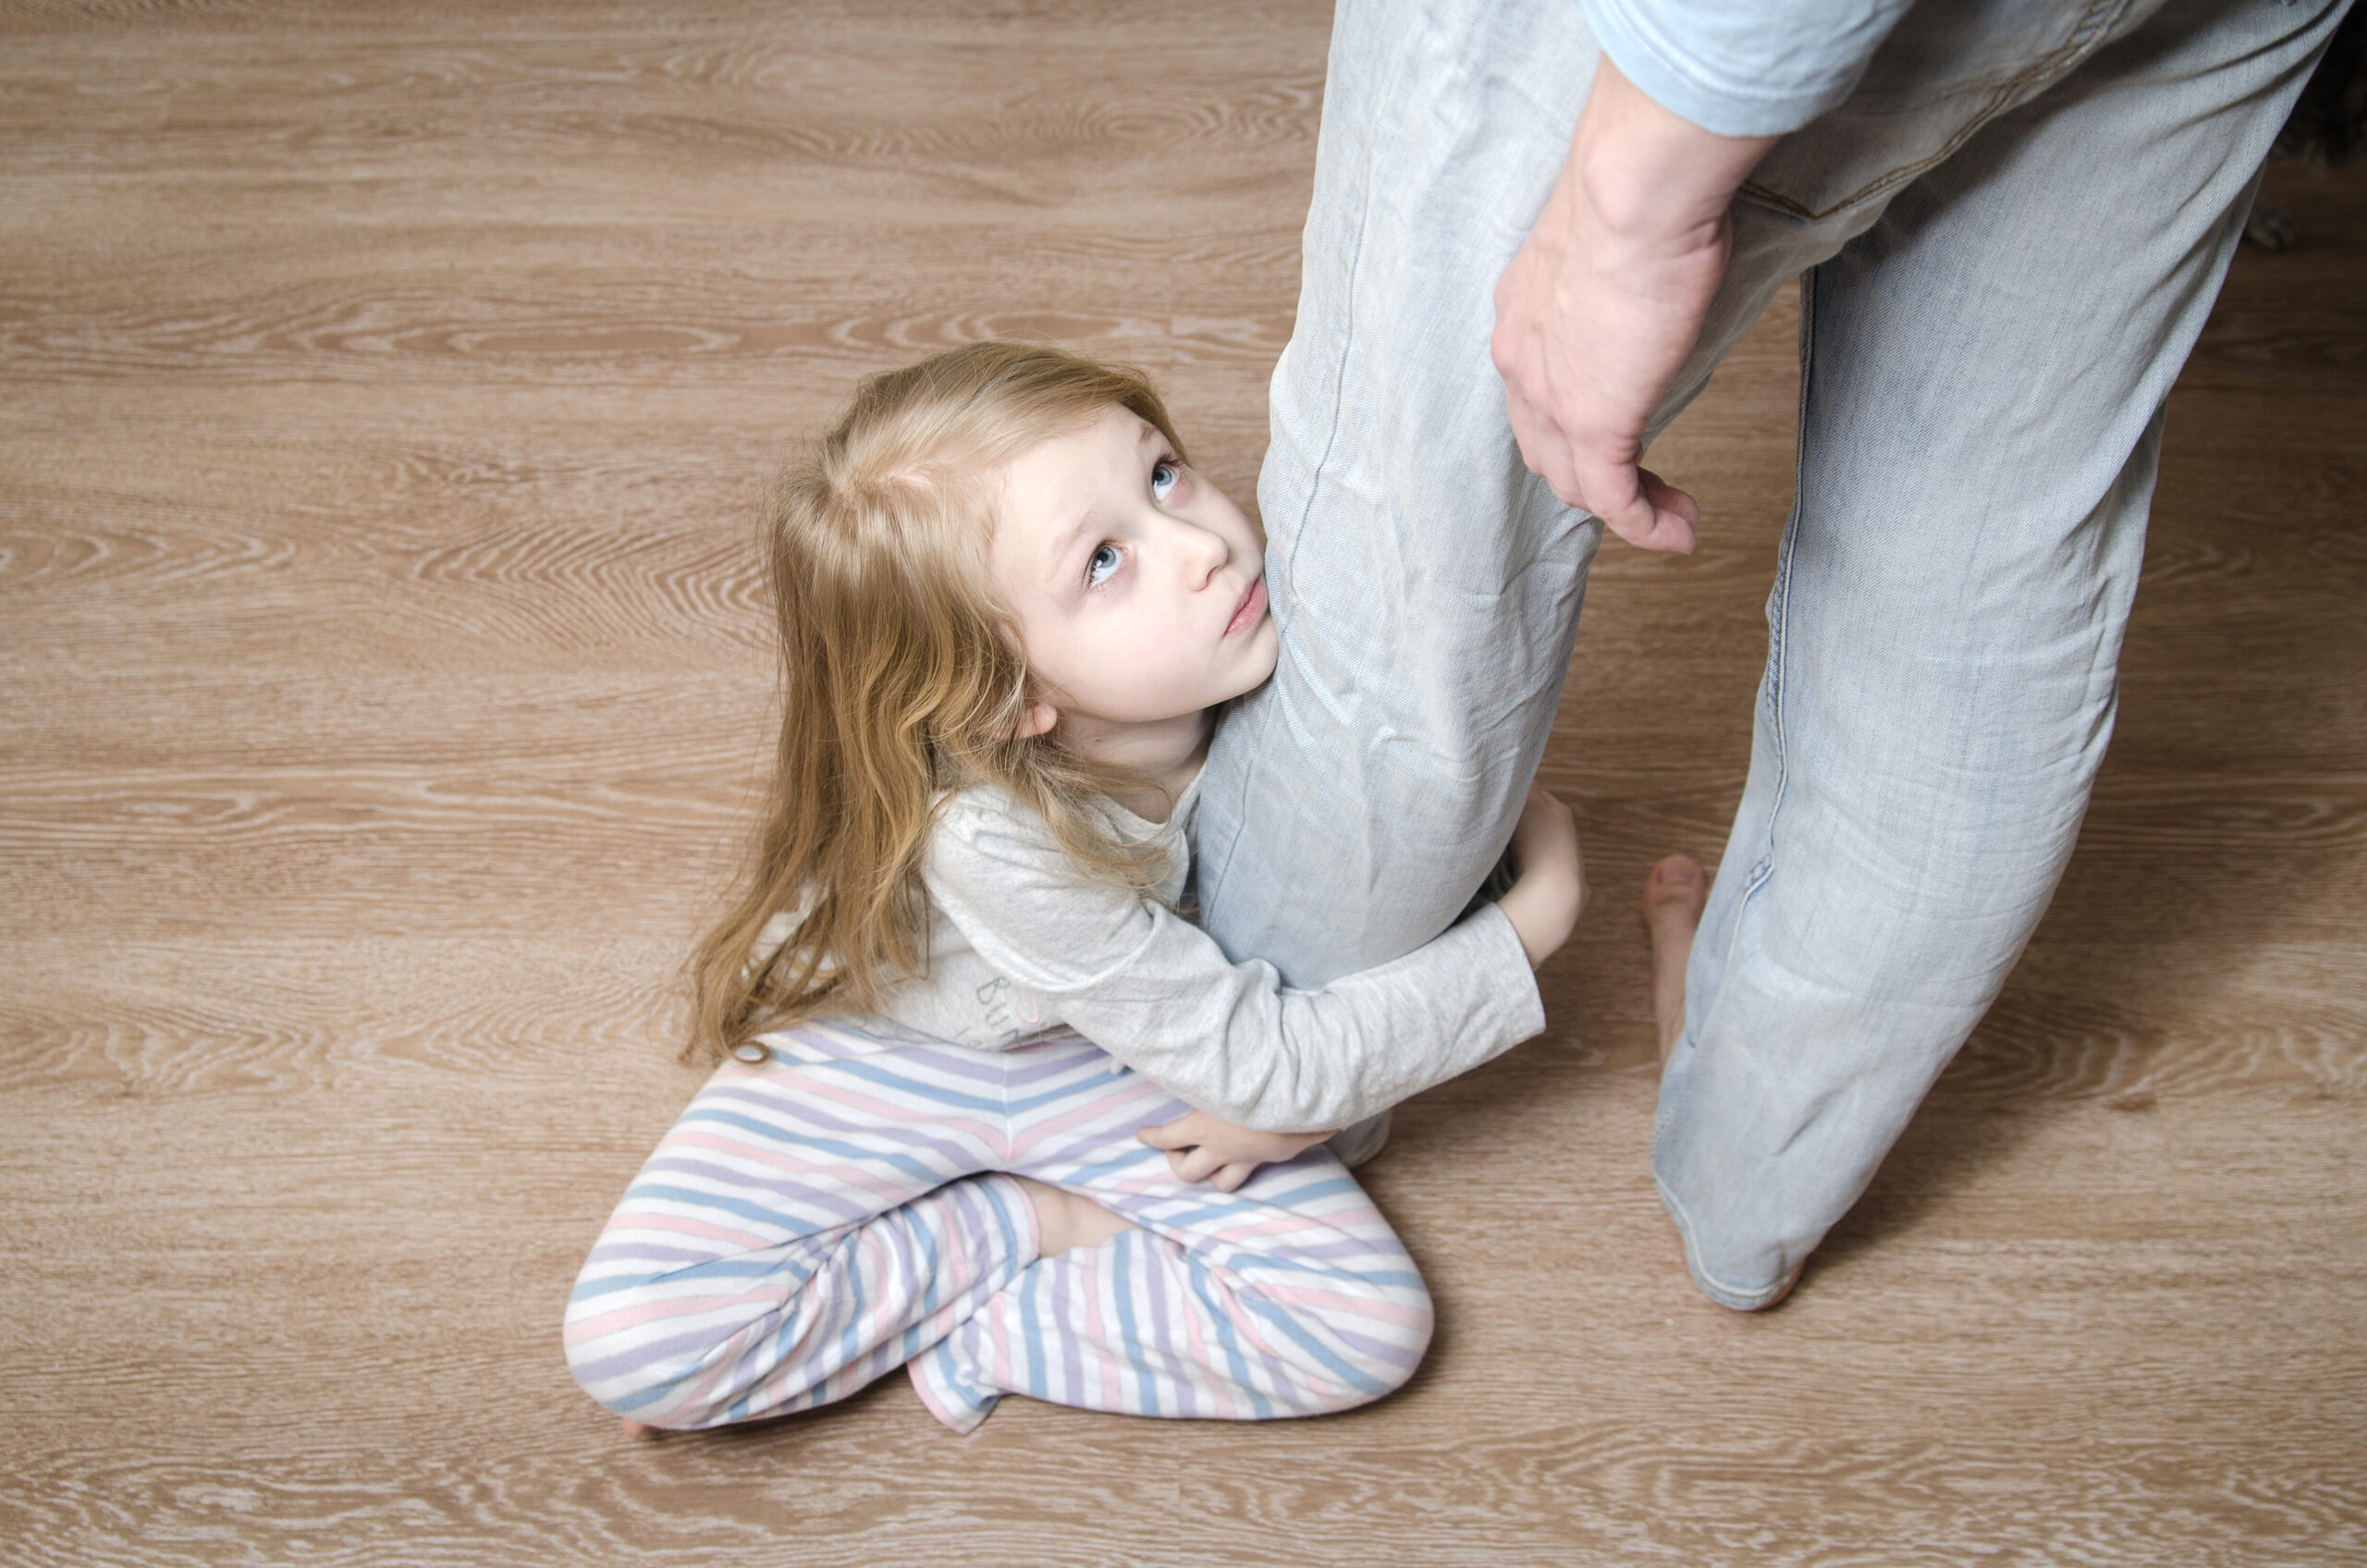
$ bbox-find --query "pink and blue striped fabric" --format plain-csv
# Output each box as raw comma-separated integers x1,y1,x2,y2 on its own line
565,1026,1433,1433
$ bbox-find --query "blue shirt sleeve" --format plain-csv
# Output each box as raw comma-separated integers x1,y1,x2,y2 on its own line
1579,0,1918,137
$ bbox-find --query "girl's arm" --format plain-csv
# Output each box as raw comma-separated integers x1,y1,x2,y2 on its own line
1137,787,1585,1185
926,786,1586,1133
1494,784,1587,964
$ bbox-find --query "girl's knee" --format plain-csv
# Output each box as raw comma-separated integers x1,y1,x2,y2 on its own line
563,1265,771,1427
562,1291,692,1421
1367,1279,1436,1393
1281,1272,1434,1411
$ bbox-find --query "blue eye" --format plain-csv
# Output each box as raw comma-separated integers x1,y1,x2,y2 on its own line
1150,459,1180,501
1085,543,1122,587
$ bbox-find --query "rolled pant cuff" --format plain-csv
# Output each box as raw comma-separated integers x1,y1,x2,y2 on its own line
1653,1172,1799,1312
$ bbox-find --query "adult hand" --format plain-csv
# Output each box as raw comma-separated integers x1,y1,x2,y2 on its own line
1138,1109,1336,1193
1490,56,1774,553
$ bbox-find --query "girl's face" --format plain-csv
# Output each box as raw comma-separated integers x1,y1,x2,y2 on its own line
989,404,1279,737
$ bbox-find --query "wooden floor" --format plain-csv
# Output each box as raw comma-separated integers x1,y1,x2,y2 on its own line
4,4,2362,1564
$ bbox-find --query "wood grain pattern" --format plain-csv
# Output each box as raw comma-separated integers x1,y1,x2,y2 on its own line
4,3,2363,1564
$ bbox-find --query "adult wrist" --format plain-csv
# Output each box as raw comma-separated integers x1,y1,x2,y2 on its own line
1569,55,1775,249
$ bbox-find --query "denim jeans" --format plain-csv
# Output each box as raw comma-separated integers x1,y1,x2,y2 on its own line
1193,0,2350,1307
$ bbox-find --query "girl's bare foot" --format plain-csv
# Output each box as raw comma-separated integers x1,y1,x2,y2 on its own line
1642,854,1708,1065
620,1418,657,1439
1010,1173,1134,1257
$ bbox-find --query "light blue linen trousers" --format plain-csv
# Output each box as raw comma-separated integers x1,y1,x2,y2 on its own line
1194,0,2350,1307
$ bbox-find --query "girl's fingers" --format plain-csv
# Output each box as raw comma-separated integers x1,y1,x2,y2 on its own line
1171,1145,1226,1183
1165,1145,1262,1189
1137,1111,1206,1151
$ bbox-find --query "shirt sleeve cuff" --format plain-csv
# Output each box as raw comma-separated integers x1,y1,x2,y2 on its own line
1467,900,1548,1044
1579,0,1895,139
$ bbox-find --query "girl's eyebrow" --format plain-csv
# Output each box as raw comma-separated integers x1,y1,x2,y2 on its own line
1043,421,1159,584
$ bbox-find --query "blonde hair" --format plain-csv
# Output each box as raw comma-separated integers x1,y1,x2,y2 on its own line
685,341,1191,1065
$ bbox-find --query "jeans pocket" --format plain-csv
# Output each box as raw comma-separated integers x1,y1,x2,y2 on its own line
1738,0,2152,224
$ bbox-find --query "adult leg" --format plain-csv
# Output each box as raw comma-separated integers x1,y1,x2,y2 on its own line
563,1032,1036,1428
1194,0,2165,987
1195,0,2238,991
1653,0,2352,1308
910,1038,1433,1432
1193,0,1608,989
1193,0,2148,1169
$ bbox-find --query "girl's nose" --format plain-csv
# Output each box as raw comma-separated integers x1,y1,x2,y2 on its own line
1180,520,1229,585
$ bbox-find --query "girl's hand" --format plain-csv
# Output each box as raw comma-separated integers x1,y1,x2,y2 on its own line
1497,784,1588,967
1138,1110,1337,1193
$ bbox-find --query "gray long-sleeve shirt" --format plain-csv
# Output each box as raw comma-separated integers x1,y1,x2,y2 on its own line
797,774,1545,1133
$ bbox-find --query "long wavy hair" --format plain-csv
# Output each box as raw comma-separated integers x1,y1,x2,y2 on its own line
684,341,1189,1065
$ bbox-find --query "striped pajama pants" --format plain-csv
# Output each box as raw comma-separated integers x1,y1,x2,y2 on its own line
564,1026,1435,1434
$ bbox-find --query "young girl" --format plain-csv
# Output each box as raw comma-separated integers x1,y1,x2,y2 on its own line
565,342,1586,1436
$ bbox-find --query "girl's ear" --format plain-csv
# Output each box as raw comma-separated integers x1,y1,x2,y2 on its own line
1013,700,1059,740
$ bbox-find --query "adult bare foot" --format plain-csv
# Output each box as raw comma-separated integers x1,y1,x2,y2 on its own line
1642,854,1708,1065
1010,1173,1135,1257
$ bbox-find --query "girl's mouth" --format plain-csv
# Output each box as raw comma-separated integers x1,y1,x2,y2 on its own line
1225,577,1268,638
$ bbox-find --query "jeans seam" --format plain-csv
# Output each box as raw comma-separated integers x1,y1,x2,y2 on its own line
1652,263,1814,1159
1711,274,1808,1006
1737,0,2142,223
1760,263,1817,892
1730,264,1814,974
